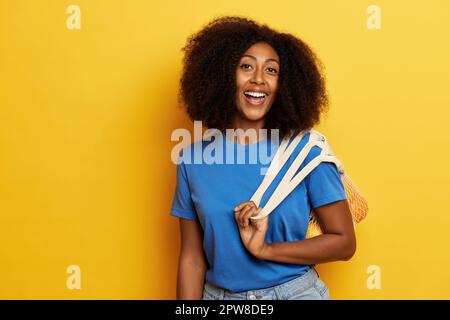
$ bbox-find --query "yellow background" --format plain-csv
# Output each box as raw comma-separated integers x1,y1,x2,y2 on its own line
1,0,449,299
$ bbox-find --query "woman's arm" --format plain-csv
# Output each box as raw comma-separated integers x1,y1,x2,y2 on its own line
176,217,208,300
258,199,356,264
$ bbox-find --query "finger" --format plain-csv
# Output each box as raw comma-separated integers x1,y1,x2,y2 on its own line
234,206,249,227
242,202,262,225
249,207,263,220
234,201,256,211
242,207,257,227
237,205,253,227
251,207,263,218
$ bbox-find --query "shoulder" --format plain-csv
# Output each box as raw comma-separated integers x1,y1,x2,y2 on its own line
291,129,343,173
289,130,323,163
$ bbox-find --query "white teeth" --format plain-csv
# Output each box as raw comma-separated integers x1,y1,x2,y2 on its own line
244,91,266,98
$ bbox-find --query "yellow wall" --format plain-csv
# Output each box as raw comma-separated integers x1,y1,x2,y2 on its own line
1,0,449,299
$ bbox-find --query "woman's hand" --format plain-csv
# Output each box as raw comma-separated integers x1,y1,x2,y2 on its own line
234,201,269,258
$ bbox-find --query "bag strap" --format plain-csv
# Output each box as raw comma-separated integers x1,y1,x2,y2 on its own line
250,128,345,220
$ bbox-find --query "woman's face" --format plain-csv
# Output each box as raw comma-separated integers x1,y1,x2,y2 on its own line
235,41,280,124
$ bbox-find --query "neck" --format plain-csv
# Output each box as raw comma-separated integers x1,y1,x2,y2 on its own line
230,115,266,144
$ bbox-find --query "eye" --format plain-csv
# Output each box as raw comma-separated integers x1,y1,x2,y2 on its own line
240,63,252,70
267,67,278,74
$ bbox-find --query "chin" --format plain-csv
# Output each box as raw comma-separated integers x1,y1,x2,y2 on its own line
235,98,273,123
241,109,267,121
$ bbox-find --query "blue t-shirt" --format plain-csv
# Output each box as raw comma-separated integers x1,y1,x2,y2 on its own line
170,131,346,293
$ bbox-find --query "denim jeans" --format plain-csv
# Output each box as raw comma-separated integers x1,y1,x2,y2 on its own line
202,267,330,300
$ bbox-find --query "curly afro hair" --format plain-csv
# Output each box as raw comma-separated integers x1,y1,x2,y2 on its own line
178,15,329,140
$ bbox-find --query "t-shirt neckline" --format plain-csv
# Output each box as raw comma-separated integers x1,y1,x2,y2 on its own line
222,132,269,148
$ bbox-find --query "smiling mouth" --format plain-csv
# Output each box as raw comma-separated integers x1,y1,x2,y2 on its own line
243,91,268,106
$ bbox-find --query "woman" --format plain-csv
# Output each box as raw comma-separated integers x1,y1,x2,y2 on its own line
170,16,356,300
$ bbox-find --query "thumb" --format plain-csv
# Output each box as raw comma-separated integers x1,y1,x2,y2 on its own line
250,208,264,221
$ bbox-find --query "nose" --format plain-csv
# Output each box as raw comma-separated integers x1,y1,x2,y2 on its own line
250,66,265,85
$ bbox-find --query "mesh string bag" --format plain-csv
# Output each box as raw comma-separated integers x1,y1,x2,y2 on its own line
249,128,368,239
305,171,369,238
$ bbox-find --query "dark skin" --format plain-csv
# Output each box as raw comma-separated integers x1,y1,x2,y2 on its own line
176,218,207,300
234,200,356,264
232,42,356,263
176,199,355,299
175,42,356,300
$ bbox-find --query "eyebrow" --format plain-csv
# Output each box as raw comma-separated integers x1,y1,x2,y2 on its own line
242,54,280,65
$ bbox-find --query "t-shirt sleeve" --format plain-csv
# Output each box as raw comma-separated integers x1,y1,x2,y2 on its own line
304,145,347,209
170,149,199,221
